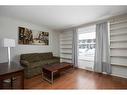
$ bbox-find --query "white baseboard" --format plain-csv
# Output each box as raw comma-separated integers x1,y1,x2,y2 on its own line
111,73,127,79
78,67,127,79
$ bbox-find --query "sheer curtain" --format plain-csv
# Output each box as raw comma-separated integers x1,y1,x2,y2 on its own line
94,22,111,74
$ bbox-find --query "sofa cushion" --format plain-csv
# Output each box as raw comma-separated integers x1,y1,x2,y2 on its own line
20,53,41,62
30,58,59,68
39,52,53,60
30,61,43,68
42,58,59,64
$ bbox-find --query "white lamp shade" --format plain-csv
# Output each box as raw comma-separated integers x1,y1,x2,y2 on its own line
3,38,15,47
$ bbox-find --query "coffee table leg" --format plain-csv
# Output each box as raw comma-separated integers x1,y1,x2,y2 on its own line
0,79,3,89
42,71,54,84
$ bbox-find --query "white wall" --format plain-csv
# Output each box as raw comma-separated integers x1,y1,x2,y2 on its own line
0,17,60,63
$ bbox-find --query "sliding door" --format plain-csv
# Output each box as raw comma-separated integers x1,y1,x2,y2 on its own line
78,25,96,70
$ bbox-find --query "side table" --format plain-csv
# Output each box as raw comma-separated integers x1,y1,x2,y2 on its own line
0,62,24,89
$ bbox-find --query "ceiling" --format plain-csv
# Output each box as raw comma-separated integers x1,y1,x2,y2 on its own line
0,6,127,30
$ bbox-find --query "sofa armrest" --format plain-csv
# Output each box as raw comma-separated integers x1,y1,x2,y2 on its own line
20,60,30,67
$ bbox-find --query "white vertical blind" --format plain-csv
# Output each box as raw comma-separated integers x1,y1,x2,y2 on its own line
60,30,73,63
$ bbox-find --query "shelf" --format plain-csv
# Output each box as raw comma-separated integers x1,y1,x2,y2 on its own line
110,47,127,49
60,32,72,36
110,32,127,36
60,47,72,49
60,59,72,63
78,59,94,62
60,52,72,54
60,35,72,38
110,55,127,58
61,58,72,61
79,43,95,45
60,57,72,60
110,26,127,31
110,40,127,43
60,39,72,41
111,63,127,67
110,20,127,25
60,44,72,45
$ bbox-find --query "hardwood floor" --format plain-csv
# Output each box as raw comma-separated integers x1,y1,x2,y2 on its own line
24,68,127,89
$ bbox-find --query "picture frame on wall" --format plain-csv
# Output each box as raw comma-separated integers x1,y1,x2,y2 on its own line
18,27,49,45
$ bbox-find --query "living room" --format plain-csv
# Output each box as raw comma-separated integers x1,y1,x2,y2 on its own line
0,1,127,95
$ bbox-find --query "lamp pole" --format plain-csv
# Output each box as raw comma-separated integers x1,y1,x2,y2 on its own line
7,47,11,68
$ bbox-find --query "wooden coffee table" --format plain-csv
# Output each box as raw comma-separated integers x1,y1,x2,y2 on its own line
42,62,73,84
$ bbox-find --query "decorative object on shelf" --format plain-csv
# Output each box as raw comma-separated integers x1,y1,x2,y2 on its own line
2,38,15,67
18,27,49,45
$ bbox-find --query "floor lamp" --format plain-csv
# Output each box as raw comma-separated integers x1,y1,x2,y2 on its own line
3,38,15,67
3,38,15,86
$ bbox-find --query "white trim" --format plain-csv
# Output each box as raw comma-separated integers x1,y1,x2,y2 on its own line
111,73,127,79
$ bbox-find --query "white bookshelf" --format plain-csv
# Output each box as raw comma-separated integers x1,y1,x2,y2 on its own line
60,31,73,63
110,17,127,67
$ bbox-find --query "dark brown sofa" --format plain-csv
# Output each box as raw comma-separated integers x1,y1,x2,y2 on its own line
20,52,60,78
